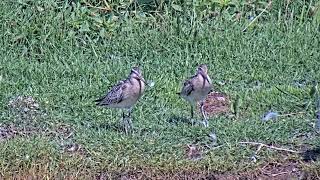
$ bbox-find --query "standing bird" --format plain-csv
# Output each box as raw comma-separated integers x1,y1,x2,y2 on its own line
95,67,146,133
178,64,213,127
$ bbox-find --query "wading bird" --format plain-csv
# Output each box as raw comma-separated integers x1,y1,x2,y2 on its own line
95,67,146,133
178,64,213,127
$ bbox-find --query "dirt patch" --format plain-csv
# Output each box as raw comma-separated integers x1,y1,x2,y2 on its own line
47,124,89,156
8,95,39,109
1,160,317,179
5,96,86,156
48,123,74,139
63,143,88,156
0,122,88,156
185,144,203,161
1,95,46,141
95,161,305,180
8,95,41,116
0,121,76,142
0,123,42,142
200,92,230,117
254,161,301,180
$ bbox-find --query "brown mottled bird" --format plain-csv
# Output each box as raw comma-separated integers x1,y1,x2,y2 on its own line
95,67,146,133
178,64,213,127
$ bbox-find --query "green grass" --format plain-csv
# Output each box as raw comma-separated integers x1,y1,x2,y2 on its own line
0,0,320,178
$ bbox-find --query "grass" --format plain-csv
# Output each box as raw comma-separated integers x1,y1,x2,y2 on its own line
1,0,320,178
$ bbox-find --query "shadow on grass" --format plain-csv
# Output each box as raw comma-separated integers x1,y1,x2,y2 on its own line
167,115,193,125
302,147,320,162
81,121,123,133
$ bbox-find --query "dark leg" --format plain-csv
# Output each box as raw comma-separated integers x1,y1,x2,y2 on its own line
190,105,194,119
127,108,133,131
190,105,195,126
128,108,132,117
122,111,129,134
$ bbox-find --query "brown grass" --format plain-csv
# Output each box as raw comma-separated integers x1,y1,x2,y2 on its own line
2,160,319,180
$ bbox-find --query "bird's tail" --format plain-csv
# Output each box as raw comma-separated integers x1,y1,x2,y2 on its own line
94,96,104,106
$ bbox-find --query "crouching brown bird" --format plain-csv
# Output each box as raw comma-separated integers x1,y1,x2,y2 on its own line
178,64,213,127
95,67,146,133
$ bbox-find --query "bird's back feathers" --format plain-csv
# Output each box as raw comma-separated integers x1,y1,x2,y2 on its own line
95,80,126,106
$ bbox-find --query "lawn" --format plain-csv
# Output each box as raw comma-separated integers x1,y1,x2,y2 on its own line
0,0,320,179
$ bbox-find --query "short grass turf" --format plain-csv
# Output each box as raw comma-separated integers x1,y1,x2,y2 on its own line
0,0,320,178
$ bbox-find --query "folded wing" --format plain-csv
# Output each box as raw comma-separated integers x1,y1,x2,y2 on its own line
181,79,194,96
95,81,126,106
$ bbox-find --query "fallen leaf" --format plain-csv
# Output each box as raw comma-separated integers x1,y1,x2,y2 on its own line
147,80,155,88
171,4,182,12
37,6,44,12
262,111,279,121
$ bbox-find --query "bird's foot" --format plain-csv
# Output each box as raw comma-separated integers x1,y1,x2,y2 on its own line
190,118,197,126
122,117,133,134
200,119,209,128
122,121,128,134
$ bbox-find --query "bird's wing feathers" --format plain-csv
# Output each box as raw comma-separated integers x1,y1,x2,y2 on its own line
95,80,127,106
181,79,194,96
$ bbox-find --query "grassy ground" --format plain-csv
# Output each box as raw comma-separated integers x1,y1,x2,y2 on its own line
1,0,320,179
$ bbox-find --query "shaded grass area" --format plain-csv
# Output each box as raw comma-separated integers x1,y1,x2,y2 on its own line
0,0,320,178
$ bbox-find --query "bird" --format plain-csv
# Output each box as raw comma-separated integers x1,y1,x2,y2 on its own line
177,64,213,127
95,67,146,133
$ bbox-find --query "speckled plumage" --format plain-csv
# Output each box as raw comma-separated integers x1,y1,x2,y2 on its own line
179,64,213,127
95,67,146,133
95,67,145,109
180,64,212,104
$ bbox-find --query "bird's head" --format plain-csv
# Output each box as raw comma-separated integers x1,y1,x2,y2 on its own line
197,64,208,74
130,66,143,78
130,66,148,85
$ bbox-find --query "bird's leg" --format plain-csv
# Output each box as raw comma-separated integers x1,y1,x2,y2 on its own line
190,104,195,126
122,111,126,119
127,108,133,131
191,105,194,118
122,111,129,134
200,101,208,127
